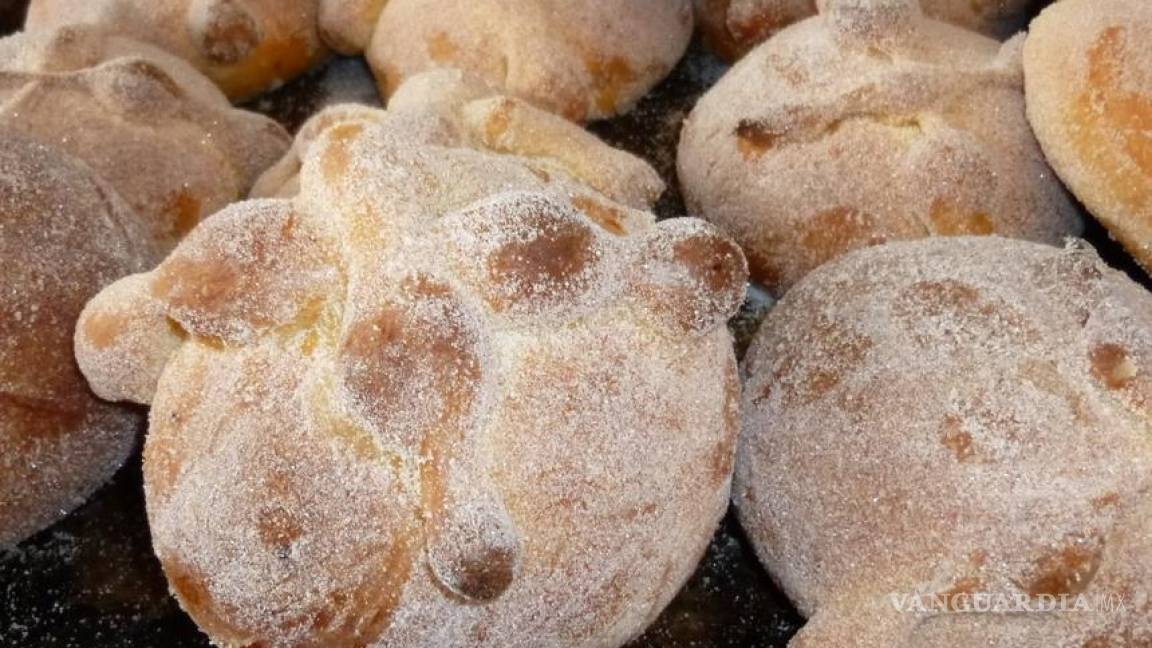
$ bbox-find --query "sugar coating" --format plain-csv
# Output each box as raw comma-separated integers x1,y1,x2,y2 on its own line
678,0,1082,296
23,0,329,101
695,0,1037,61
250,102,384,199
0,25,291,254
1024,0,1152,275
0,130,150,547
737,236,1152,647
351,0,694,121
76,69,749,646
256,68,666,215
74,274,185,406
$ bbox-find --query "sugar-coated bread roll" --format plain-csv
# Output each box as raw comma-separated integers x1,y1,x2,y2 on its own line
678,0,1081,296
0,131,152,547
1024,0,1152,274
346,0,693,121
695,0,1038,60
76,70,747,647
738,236,1152,647
0,26,291,253
23,0,328,100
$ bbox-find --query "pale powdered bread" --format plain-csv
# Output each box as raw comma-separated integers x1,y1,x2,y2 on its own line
1024,0,1152,274
76,70,748,647
678,0,1081,296
24,0,328,100
738,236,1152,647
695,0,1038,60
350,0,694,121
0,25,291,253
0,130,152,547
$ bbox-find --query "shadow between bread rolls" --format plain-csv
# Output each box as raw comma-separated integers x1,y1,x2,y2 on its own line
73,69,750,647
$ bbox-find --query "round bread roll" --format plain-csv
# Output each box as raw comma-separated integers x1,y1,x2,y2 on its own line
695,0,1038,60
347,0,694,121
0,130,152,547
738,236,1152,647
0,26,291,253
1024,0,1152,274
76,70,747,647
678,0,1081,296
23,0,328,101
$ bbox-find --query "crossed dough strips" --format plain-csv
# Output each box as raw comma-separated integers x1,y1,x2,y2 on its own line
75,70,749,646
0,24,291,254
678,0,1081,296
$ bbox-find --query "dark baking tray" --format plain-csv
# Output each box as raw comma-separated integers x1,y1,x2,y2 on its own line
1,1,1141,646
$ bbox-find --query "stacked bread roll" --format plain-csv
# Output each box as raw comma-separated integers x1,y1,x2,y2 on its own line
0,131,150,547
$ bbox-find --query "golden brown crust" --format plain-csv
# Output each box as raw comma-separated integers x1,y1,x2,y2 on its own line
694,0,1037,61
24,0,329,100
460,96,666,208
147,341,418,646
150,200,339,344
1024,0,1152,273
738,237,1152,646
